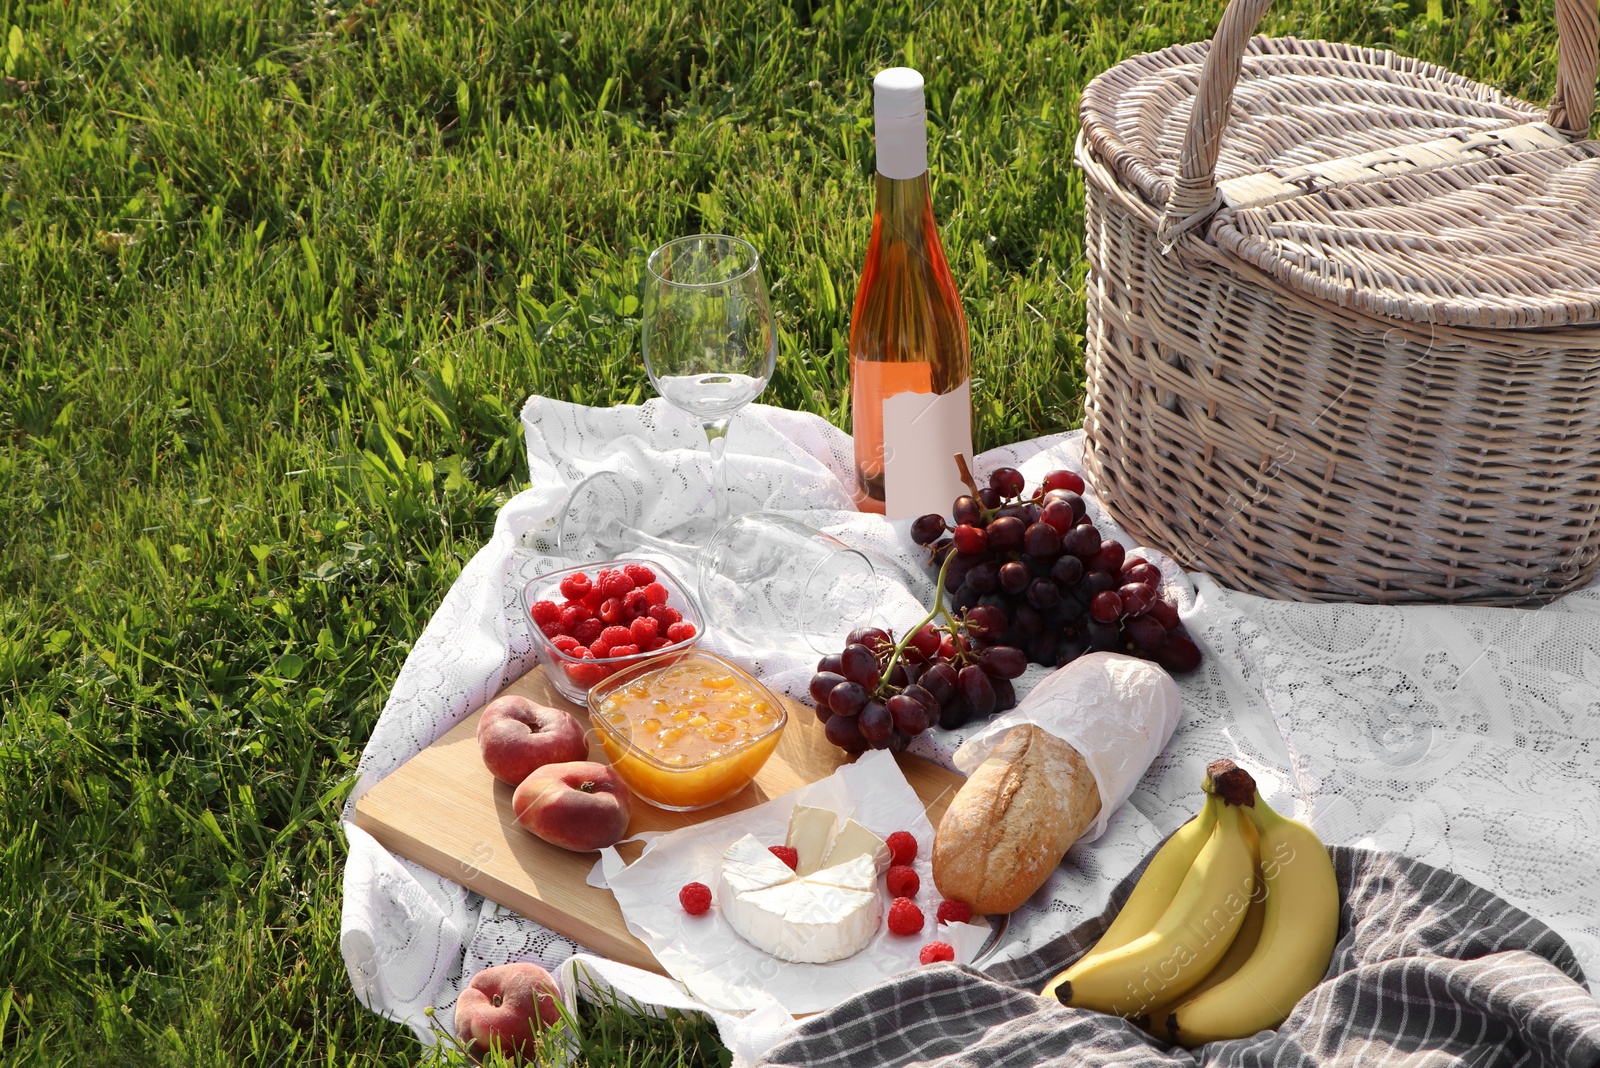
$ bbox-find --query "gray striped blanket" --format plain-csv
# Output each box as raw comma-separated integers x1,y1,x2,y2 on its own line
760,847,1600,1066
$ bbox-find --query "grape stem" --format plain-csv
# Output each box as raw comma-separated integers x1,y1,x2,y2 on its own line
976,489,1045,526
872,548,965,699
954,455,980,498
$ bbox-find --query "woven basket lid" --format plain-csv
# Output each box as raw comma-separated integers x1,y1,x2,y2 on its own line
1081,0,1600,331
1211,141,1600,329
1079,37,1545,211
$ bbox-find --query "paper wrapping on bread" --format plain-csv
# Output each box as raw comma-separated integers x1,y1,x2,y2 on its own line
951,652,1182,844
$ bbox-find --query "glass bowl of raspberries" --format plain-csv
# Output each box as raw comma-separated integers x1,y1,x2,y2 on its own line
523,559,703,703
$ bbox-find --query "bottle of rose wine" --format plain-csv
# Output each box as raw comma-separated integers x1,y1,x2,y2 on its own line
849,67,974,518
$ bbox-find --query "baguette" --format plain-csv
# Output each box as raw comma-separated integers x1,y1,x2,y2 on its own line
931,724,1101,915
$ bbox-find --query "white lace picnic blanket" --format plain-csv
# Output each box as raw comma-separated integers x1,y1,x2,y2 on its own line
340,397,1600,1061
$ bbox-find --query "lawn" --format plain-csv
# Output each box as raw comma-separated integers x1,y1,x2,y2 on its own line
0,0,1573,1063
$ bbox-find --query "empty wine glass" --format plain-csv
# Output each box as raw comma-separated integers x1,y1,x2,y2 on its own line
698,513,926,654
555,471,931,652
642,234,776,541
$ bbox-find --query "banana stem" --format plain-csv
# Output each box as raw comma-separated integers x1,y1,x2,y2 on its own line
1203,759,1257,806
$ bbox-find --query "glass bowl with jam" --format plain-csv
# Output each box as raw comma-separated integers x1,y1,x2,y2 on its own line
585,651,787,811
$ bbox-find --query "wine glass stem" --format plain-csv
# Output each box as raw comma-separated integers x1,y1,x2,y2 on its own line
597,513,697,560
704,418,732,531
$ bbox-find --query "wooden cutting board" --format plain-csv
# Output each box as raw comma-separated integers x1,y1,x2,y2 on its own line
352,666,968,975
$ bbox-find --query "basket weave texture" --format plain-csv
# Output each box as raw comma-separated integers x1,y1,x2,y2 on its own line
1078,0,1600,604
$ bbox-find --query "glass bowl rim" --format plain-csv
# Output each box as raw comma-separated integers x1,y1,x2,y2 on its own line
585,650,788,771
521,559,703,666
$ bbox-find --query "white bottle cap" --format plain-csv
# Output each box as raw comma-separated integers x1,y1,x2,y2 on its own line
874,67,927,180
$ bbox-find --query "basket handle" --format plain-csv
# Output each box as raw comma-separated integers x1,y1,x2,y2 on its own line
1156,0,1600,247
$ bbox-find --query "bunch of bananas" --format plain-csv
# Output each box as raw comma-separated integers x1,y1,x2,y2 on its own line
1042,760,1339,1046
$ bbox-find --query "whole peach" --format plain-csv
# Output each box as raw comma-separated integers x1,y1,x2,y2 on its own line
477,695,589,787
512,761,632,852
454,961,561,1059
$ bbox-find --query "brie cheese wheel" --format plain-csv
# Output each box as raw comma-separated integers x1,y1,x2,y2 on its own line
716,834,882,963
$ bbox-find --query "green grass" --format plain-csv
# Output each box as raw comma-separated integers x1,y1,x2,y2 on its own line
0,0,1575,1062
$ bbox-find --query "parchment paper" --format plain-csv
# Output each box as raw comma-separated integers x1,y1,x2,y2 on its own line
951,652,1182,842
593,749,989,1015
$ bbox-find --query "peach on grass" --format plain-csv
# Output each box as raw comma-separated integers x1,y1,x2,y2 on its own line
454,962,561,1060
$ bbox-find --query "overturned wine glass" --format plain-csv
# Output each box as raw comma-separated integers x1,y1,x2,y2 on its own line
556,470,928,654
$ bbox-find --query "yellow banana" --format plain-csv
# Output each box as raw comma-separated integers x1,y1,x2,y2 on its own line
1175,815,1264,996
1141,862,1265,1039
1164,792,1340,1046
1042,795,1222,1004
1049,802,1259,1018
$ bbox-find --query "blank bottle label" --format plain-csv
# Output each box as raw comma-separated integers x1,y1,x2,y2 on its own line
852,359,932,482
882,378,974,519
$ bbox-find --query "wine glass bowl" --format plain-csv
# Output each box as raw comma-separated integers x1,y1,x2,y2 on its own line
642,235,777,533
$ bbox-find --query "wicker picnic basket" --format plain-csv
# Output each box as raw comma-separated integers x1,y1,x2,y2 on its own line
1077,0,1600,604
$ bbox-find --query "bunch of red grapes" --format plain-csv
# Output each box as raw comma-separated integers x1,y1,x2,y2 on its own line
917,466,1201,674
807,466,1201,755
807,621,1027,755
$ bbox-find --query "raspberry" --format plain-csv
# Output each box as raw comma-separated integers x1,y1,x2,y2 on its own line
538,619,565,639
630,617,659,646
638,635,663,652
552,635,581,654
584,589,606,614
936,900,974,925
886,831,918,866
666,621,697,644
599,597,626,624
623,563,657,586
598,570,633,599
622,588,649,617
560,605,587,632
567,657,606,689
608,643,640,658
648,604,682,628
558,573,592,600
919,942,955,965
573,618,603,644
885,865,919,898
590,638,612,658
530,600,561,626
679,882,712,915
600,625,633,648
769,846,799,870
643,582,669,608
887,897,924,937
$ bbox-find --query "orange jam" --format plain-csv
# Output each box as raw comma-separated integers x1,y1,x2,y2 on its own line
588,654,786,811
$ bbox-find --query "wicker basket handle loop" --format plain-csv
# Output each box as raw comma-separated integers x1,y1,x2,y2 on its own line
1156,0,1600,251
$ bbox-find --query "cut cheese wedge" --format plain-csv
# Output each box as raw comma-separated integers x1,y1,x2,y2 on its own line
719,835,798,895
716,834,883,963
822,818,890,874
786,805,838,875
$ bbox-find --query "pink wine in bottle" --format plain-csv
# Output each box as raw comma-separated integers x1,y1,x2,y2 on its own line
849,67,974,517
